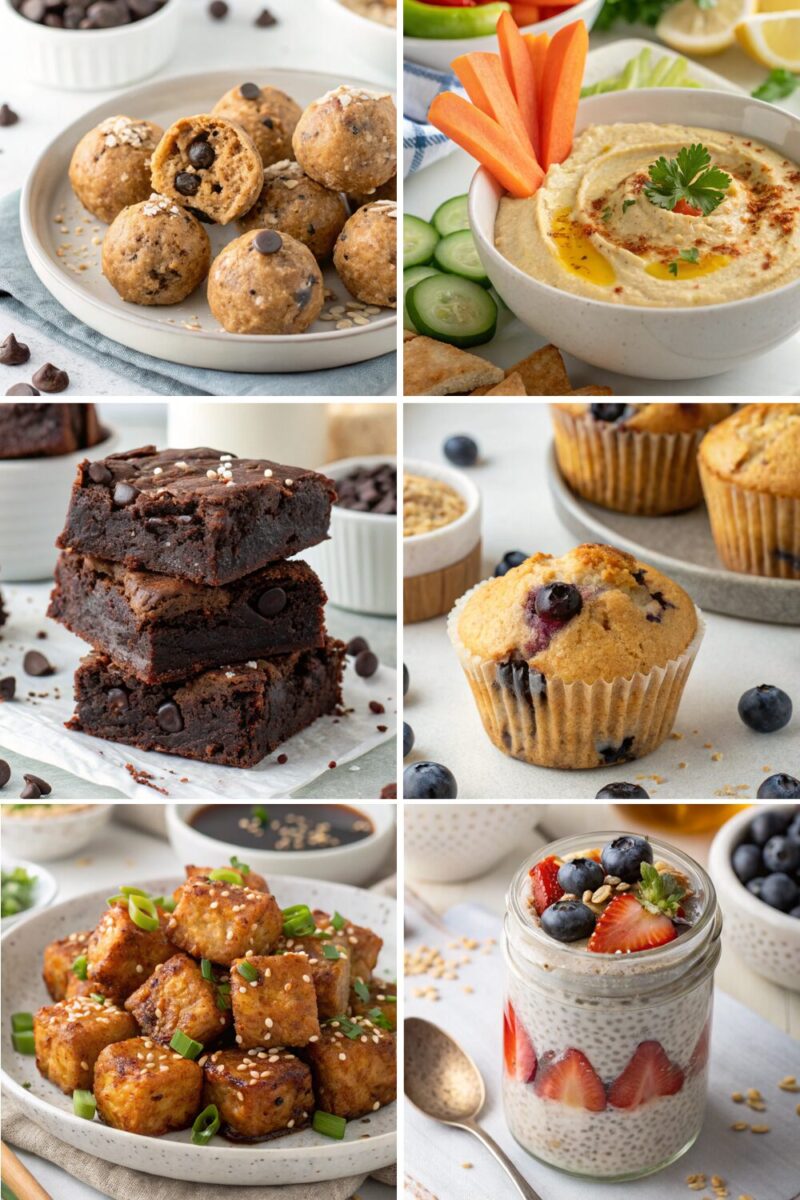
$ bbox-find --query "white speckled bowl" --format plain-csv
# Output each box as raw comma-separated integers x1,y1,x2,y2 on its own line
709,806,800,992
318,0,396,83
1,874,396,1184
0,805,113,862
0,857,57,929
404,803,546,882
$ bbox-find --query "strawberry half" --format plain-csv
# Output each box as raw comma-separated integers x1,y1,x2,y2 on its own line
529,855,564,916
587,893,677,954
688,1018,711,1076
503,1001,537,1083
608,1040,684,1109
534,1048,606,1111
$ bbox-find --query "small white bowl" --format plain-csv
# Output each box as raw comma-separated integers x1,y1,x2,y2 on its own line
0,424,118,582
403,457,481,580
0,805,113,863
318,0,396,84
709,806,800,992
404,0,603,72
304,455,397,617
0,857,57,928
166,803,397,887
1,0,181,91
405,803,545,882
469,88,800,380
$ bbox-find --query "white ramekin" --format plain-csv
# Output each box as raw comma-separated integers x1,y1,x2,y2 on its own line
304,454,397,617
403,457,482,579
0,806,113,862
0,424,118,582
1,0,181,91
404,804,546,883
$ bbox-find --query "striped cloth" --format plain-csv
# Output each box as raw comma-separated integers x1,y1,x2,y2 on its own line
403,59,465,177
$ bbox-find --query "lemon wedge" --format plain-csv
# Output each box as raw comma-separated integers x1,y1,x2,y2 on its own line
758,0,800,14
657,0,757,55
736,12,800,67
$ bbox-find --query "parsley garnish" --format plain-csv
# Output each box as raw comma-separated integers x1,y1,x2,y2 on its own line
601,205,613,222
622,198,636,214
668,246,700,276
752,68,799,103
695,0,716,10
644,144,731,216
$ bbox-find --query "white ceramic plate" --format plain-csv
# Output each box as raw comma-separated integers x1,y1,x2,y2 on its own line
20,67,397,374
1,874,396,1185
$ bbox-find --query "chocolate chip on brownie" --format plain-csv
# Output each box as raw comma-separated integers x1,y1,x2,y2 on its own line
208,0,228,16
24,650,54,677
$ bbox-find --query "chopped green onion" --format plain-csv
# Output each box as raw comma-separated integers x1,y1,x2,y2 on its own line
1,866,37,919
384,996,397,1003
200,958,213,982
230,856,250,876
282,904,316,938
73,1089,96,1120
353,979,370,1003
191,1104,220,1146
331,911,345,931
159,896,176,913
367,1007,393,1031
11,1012,33,1032
22,1081,31,1090
170,1029,203,1059
71,954,88,980
331,1015,362,1040
12,1030,35,1055
208,868,244,885
128,893,159,932
312,1110,346,1140
120,885,150,898
322,944,341,961
252,805,269,826
90,993,106,1005
312,928,333,939
106,894,125,906
236,961,259,983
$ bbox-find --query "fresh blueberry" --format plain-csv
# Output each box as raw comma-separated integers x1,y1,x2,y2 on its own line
535,582,582,622
595,782,650,799
403,722,414,758
787,814,800,845
557,857,605,896
443,435,478,467
403,761,457,799
749,808,792,845
746,877,765,898
789,906,800,919
757,774,800,800
759,872,799,912
540,899,596,943
732,842,763,884
590,403,627,422
601,835,653,884
763,835,800,875
738,684,792,733
494,550,528,577
403,663,409,696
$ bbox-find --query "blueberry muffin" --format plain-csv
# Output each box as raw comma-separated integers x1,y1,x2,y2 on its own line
448,543,702,770
238,160,348,260
212,83,302,169
207,228,323,335
698,403,800,579
551,402,735,515
101,195,211,306
333,200,397,307
69,116,163,224
292,86,396,195
150,115,263,225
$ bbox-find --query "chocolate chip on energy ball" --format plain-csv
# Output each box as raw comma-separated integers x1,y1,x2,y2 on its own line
157,701,183,733
240,82,261,101
88,461,113,484
20,779,42,800
24,650,54,677
5,383,39,396
113,481,138,506
32,362,69,393
257,587,287,617
0,677,16,702
23,772,51,796
346,636,369,657
0,104,19,127
175,171,201,197
255,8,276,25
253,229,282,255
0,333,30,366
208,0,228,16
0,760,10,789
355,649,378,678
188,138,215,169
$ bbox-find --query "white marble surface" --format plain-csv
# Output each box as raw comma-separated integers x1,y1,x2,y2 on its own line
403,402,800,800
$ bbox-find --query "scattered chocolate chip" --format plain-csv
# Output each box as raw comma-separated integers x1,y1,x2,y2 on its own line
276,753,288,764
113,481,138,506
23,650,54,677
0,333,30,366
0,104,19,127
346,636,369,657
0,759,10,788
254,7,276,25
257,587,287,617
0,677,16,702
240,82,261,101
376,724,388,732
107,686,129,715
36,630,47,639
355,649,378,678
5,383,39,396
20,779,42,800
253,229,282,255
369,700,385,714
328,760,337,769
208,0,227,15
380,782,397,799
157,700,183,733
188,137,215,169
32,362,69,393
88,461,113,484
23,772,51,796
175,171,201,197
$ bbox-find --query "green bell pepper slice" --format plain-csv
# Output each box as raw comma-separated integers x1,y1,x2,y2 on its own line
404,0,511,40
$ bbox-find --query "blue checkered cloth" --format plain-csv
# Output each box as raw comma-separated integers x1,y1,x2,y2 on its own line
403,60,465,177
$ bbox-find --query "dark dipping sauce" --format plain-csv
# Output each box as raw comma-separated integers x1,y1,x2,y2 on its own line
190,804,374,852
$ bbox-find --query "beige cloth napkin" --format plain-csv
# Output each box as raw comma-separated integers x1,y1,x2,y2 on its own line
2,1096,396,1199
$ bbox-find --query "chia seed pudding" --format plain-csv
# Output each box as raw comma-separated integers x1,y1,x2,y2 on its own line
502,832,721,1181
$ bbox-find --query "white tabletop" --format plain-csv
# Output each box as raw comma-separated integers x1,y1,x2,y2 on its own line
403,401,800,800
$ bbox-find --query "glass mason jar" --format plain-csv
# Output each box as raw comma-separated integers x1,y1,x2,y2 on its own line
502,832,722,1182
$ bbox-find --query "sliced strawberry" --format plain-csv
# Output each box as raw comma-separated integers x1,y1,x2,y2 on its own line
688,1018,711,1076
503,1004,517,1078
529,855,564,916
503,1001,537,1082
534,1048,606,1111
587,893,677,954
608,1040,684,1109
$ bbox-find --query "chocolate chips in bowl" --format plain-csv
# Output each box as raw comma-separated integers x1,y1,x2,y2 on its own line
335,463,397,516
11,0,169,29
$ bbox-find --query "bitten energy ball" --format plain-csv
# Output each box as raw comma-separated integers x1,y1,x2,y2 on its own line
68,115,163,224
212,83,302,168
334,200,397,308
208,229,324,335
292,86,396,195
101,195,211,306
150,115,263,225
238,160,348,260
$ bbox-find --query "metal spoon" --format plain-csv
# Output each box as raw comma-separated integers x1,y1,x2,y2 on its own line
404,1017,544,1200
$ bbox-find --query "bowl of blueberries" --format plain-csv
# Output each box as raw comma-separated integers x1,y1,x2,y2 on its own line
3,0,180,90
710,804,800,992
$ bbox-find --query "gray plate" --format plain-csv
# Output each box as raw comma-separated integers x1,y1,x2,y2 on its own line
547,444,800,626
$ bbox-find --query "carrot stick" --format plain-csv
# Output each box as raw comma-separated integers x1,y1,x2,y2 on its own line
428,91,545,198
451,52,537,160
524,31,550,118
497,9,541,161
539,20,588,169
509,2,541,24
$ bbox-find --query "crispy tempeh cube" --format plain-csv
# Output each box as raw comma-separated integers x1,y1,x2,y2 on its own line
94,1036,203,1136
167,879,282,966
231,953,319,1050
313,909,382,982
350,976,397,1031
300,1015,396,1119
125,952,231,1047
42,929,93,1002
34,996,137,1094
182,863,269,894
277,933,351,1020
202,1047,314,1139
87,900,174,1001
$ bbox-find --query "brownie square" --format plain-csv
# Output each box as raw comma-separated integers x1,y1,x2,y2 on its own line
56,446,336,585
68,638,345,767
0,404,104,459
48,552,327,683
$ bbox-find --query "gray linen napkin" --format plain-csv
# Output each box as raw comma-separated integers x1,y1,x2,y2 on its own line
0,190,395,396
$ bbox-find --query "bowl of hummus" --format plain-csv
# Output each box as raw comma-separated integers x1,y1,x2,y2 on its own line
469,88,800,380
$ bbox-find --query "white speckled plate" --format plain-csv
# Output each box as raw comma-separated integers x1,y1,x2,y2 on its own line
20,68,396,373
1,875,396,1185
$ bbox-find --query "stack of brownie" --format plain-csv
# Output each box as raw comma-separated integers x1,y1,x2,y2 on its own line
48,446,345,768
0,403,104,459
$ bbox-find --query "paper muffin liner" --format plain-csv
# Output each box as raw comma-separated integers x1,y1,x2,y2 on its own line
447,583,705,770
550,407,707,515
698,463,800,580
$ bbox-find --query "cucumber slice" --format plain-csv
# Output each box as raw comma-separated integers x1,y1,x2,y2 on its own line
404,266,441,332
432,194,470,237
404,215,440,268
406,273,497,349
433,230,490,286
